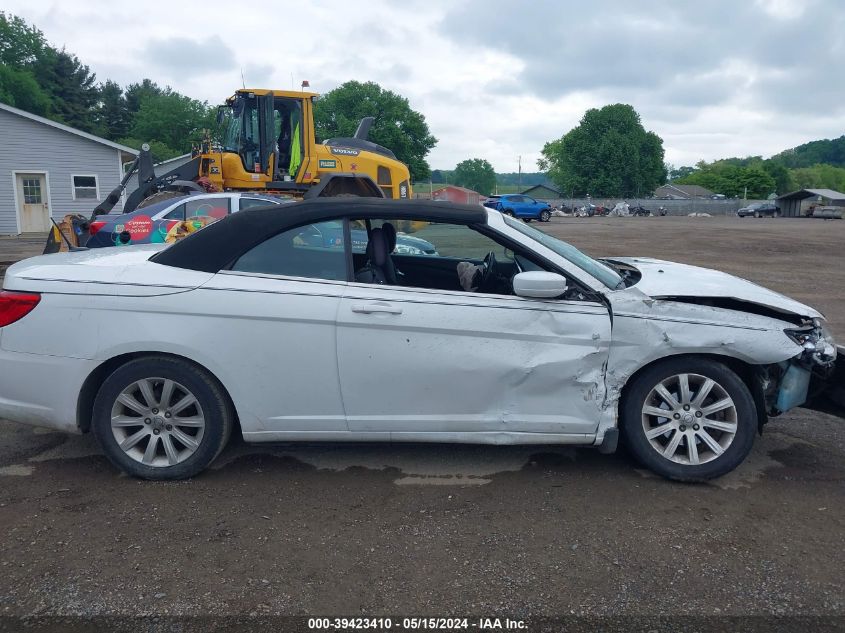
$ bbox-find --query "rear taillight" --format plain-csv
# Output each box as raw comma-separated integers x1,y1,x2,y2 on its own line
0,291,41,327
89,221,106,235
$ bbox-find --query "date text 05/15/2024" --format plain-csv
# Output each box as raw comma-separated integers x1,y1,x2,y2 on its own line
307,617,527,630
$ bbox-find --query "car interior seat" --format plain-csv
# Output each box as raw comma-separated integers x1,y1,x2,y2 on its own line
355,227,398,285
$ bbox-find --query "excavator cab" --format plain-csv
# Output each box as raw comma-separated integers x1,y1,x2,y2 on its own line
216,91,305,182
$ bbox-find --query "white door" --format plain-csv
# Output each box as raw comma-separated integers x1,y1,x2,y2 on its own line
200,221,352,435
16,173,51,232
337,284,611,436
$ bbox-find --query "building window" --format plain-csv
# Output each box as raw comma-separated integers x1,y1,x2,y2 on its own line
71,175,99,201
22,178,42,204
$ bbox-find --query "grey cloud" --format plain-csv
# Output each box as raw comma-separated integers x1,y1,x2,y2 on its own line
242,64,274,86
143,35,236,76
440,0,845,118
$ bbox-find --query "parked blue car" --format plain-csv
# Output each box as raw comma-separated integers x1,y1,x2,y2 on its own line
483,194,552,222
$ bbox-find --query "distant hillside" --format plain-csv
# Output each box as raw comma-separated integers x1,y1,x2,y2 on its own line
772,135,845,168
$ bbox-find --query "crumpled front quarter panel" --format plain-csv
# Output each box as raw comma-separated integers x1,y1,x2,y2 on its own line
604,291,802,401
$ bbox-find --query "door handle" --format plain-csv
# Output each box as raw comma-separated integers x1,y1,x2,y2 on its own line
350,302,403,315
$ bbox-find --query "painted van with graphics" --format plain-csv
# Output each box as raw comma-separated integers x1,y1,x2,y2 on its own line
85,193,292,248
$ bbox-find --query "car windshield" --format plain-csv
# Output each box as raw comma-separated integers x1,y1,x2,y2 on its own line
503,215,624,289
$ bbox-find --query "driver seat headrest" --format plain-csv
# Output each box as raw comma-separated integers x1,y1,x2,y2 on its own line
382,222,397,253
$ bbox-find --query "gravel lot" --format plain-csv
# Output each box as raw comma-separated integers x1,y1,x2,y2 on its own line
0,217,843,629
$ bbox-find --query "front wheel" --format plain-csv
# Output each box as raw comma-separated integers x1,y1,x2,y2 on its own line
539,209,551,222
92,356,234,480
620,358,756,481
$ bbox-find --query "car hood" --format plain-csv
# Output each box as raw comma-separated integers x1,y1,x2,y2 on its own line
606,257,822,320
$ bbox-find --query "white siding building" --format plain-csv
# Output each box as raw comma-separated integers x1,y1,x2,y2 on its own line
0,102,138,235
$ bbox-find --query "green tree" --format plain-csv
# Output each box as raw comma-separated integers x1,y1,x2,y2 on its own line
539,104,666,197
790,164,845,191
125,78,163,113
128,89,214,155
314,80,437,181
94,80,130,140
773,136,845,168
676,160,775,198
669,165,696,180
761,160,793,194
117,138,179,162
0,11,48,67
0,64,50,114
452,158,496,195
34,48,99,131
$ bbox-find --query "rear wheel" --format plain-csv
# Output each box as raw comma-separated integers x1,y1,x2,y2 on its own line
620,358,756,481
503,208,514,216
92,356,233,480
754,211,762,218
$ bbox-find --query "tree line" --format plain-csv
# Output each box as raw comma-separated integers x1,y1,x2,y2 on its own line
0,12,216,162
671,144,845,198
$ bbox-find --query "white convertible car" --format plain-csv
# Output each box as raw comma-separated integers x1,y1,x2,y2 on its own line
0,199,841,480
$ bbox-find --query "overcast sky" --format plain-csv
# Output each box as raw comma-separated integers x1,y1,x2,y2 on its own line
7,0,845,172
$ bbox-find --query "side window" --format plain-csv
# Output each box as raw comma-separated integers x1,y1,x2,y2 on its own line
163,204,185,220
230,220,347,281
240,197,278,211
185,198,230,220
72,175,99,200
350,218,520,295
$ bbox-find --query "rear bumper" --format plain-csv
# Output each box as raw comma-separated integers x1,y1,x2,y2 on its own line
0,348,97,434
804,345,845,420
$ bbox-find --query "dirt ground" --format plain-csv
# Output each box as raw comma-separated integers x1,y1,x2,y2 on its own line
0,217,843,630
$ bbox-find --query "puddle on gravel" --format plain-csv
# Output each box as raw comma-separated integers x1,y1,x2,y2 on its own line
0,464,34,476
212,442,551,485
3,425,817,487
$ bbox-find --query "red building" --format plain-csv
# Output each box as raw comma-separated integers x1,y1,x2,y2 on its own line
431,185,481,205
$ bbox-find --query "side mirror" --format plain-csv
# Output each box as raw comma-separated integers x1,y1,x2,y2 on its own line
513,271,567,299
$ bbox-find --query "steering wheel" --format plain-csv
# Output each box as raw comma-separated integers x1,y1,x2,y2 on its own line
479,251,497,292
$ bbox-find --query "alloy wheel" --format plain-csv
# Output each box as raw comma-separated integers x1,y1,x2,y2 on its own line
110,377,206,467
641,372,738,466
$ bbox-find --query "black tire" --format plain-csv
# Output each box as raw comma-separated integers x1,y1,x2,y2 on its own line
503,208,514,216
620,357,756,481
540,209,551,222
754,211,761,218
92,356,234,480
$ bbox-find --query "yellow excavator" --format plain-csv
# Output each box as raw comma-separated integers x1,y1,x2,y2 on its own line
43,88,415,253
115,88,413,213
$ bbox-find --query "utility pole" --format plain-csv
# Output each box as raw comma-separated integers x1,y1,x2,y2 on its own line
518,155,522,191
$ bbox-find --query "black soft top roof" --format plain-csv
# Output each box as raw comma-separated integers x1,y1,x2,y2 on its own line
151,197,488,273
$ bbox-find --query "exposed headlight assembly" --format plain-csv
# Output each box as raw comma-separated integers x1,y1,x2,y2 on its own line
785,319,837,363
